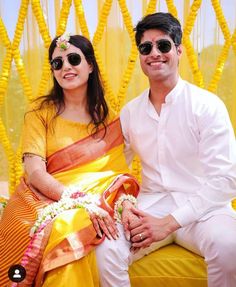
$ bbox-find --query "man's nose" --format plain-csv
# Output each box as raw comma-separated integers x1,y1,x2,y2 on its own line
150,44,161,56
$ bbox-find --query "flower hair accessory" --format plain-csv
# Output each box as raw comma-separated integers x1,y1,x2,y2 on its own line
56,32,71,51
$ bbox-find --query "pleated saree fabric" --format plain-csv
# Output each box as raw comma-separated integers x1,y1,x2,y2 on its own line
0,104,139,286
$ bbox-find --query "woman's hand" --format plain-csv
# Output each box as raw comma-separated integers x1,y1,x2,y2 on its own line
121,200,141,241
89,207,119,240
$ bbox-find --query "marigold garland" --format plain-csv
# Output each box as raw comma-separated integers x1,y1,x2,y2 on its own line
92,0,117,111
14,139,23,188
116,0,138,112
182,0,204,88
93,0,113,46
232,29,236,56
13,48,33,101
56,0,73,36
145,0,157,15
31,0,51,48
0,119,15,193
0,18,12,106
12,0,30,51
208,0,231,93
165,0,178,18
74,0,90,39
37,49,51,98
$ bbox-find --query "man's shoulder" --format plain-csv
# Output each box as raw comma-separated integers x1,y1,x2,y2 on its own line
184,80,223,105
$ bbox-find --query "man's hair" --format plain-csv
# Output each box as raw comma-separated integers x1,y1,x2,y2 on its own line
134,12,182,46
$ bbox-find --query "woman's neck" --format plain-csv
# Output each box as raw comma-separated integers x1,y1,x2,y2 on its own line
61,88,91,123
63,88,87,110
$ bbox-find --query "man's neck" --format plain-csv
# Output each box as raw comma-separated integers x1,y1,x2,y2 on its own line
149,76,179,115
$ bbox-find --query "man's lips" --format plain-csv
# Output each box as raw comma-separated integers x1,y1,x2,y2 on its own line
148,60,166,66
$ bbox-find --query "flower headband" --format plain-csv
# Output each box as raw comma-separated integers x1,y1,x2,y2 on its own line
56,32,71,51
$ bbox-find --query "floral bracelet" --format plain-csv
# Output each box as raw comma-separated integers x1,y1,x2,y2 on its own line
114,194,137,223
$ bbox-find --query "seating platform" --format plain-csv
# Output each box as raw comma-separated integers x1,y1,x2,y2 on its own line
129,243,207,287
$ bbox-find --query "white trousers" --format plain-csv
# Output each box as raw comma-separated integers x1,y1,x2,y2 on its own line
96,195,236,287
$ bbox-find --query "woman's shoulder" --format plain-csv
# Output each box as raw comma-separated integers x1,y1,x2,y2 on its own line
25,98,56,120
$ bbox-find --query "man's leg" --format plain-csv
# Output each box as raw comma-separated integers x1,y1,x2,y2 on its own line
96,194,176,287
96,223,131,287
175,214,236,287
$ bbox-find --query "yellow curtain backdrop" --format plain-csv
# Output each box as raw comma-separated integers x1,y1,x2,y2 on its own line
0,0,236,195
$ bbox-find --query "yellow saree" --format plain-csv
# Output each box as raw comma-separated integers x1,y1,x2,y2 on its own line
0,114,139,287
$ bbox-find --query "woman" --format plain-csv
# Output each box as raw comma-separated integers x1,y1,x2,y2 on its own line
0,34,139,286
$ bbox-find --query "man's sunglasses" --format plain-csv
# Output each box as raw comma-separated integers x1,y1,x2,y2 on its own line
50,53,82,70
138,39,174,55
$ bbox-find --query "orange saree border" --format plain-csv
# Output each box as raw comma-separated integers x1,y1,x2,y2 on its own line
12,118,140,286
33,174,139,286
47,118,123,174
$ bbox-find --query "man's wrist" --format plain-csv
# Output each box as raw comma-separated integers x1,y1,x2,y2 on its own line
165,214,181,233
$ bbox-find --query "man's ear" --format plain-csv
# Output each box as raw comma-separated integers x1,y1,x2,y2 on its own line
177,44,183,56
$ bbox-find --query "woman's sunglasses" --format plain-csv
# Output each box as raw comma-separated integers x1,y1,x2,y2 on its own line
138,39,174,55
50,53,82,70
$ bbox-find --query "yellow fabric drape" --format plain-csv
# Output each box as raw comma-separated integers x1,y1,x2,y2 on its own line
0,0,236,194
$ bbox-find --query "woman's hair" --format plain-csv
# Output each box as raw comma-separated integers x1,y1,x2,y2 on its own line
36,34,108,135
134,12,182,47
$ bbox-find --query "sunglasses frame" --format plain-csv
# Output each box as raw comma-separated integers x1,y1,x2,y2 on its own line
50,53,82,70
138,39,175,56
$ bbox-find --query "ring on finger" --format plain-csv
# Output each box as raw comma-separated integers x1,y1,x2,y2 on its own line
139,233,143,241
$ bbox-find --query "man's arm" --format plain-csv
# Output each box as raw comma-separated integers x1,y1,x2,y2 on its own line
172,97,236,226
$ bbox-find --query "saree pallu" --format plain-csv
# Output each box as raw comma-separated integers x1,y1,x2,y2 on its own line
0,118,139,286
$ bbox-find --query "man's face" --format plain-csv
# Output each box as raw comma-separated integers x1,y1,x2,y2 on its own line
138,29,182,82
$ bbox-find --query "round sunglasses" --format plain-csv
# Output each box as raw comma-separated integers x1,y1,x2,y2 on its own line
50,53,82,70
138,39,174,55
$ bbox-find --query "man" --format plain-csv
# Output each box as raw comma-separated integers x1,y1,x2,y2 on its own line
96,12,236,287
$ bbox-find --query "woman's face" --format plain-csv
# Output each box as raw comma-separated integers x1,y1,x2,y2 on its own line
51,44,93,93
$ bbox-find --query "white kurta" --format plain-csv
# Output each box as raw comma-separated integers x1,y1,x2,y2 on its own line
96,78,236,287
120,78,236,226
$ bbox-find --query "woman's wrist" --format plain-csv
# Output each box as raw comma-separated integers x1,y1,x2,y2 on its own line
114,194,137,223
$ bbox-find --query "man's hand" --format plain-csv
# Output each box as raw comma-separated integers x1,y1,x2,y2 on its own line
129,207,181,249
90,207,119,240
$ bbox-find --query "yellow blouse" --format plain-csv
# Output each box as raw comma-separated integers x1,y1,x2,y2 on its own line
22,102,115,159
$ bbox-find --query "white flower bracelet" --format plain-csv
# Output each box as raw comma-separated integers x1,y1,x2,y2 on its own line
114,194,137,223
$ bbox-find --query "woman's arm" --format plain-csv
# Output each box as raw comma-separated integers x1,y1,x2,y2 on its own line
24,154,65,201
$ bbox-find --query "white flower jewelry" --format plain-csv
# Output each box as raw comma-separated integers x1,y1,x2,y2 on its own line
114,194,137,223
56,32,70,51
30,185,106,236
0,197,7,220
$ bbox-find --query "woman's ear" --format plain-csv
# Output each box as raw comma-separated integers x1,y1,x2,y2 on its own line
89,64,93,74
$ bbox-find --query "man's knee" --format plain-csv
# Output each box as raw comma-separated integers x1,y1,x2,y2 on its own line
96,233,131,270
206,233,236,273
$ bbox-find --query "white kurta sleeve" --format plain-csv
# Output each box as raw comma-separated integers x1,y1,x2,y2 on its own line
172,97,236,226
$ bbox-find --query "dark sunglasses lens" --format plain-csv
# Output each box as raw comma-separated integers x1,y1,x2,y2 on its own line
68,53,81,66
157,40,172,53
51,58,63,70
138,42,152,55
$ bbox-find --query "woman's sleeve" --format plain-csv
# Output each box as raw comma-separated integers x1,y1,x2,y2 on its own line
22,106,47,160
